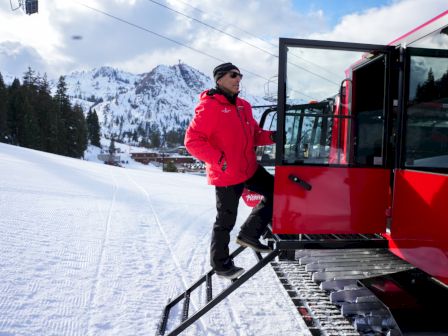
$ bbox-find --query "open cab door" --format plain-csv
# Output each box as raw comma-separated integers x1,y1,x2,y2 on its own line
273,39,395,234
389,45,448,282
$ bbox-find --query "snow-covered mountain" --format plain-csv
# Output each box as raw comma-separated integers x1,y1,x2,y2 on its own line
54,63,272,146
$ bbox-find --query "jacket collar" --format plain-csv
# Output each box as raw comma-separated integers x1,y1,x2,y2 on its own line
206,87,238,105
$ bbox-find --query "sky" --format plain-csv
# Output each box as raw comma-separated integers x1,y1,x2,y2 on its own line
0,141,311,336
0,0,447,96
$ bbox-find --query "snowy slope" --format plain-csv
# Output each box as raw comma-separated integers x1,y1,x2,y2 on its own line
0,143,308,336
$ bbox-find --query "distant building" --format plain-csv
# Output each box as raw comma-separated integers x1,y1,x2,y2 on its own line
98,153,121,164
162,146,189,156
130,152,158,165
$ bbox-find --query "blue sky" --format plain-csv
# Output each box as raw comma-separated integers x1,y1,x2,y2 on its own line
292,0,394,26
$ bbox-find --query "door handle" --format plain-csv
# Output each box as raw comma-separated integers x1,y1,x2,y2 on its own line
288,174,312,191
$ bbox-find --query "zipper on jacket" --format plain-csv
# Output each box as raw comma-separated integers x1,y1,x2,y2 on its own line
236,104,251,177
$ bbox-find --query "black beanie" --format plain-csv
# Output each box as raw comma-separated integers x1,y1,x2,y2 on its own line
213,62,240,82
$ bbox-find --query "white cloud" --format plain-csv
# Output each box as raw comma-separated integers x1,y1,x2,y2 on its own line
310,0,448,44
0,41,47,78
0,4,64,58
0,0,447,96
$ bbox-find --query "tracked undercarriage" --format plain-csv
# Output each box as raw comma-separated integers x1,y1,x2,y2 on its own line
157,233,448,336
270,234,448,336
272,248,413,336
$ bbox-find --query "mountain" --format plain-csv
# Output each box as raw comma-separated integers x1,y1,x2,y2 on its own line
56,63,272,147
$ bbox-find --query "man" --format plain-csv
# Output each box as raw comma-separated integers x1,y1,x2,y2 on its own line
184,62,276,280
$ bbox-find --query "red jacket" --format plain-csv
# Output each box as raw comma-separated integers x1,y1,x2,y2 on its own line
185,90,274,186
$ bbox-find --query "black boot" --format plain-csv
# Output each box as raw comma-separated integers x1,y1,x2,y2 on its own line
236,234,272,253
215,259,245,280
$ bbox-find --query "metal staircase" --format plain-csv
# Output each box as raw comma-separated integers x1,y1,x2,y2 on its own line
156,245,280,336
156,230,389,336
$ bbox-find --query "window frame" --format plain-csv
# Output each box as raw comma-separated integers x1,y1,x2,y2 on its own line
397,47,448,173
276,38,395,168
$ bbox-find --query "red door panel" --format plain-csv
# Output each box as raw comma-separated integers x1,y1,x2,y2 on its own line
273,166,390,234
389,170,448,283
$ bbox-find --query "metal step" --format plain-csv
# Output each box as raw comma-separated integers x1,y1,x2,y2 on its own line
299,253,395,265
320,279,360,291
296,248,388,258
313,269,411,282
306,262,413,273
353,316,399,334
341,301,386,316
273,233,388,250
330,288,373,304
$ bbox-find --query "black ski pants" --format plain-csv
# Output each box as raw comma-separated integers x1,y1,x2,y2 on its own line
211,165,274,271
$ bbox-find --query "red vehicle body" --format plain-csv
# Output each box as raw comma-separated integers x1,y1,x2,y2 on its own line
160,11,448,336
252,10,448,285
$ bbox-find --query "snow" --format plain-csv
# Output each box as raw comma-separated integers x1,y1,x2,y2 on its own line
0,143,309,336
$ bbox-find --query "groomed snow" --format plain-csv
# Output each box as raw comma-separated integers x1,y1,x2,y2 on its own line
0,143,309,336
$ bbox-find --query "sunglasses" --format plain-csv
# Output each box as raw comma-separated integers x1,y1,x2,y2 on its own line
228,71,243,79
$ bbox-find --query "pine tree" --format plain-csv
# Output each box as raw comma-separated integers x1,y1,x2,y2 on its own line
132,130,138,143
68,104,88,158
163,160,178,172
424,68,437,100
149,124,161,148
7,78,25,146
109,137,116,155
86,108,101,147
54,76,72,155
0,73,9,143
23,67,37,87
21,69,42,150
21,97,40,149
165,128,186,148
438,70,448,99
416,68,437,102
9,85,40,149
2,71,94,158
3,70,42,150
37,74,59,153
61,103,86,158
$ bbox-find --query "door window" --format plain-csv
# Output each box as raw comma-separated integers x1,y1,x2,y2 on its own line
281,45,389,167
283,102,336,164
404,53,448,170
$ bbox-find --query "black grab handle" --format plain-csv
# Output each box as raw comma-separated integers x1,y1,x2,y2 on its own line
288,174,312,191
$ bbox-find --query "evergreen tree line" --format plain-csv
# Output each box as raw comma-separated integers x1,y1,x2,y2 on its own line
415,67,448,103
133,123,185,149
0,68,101,158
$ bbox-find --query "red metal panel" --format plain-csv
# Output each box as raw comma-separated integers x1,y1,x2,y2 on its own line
389,170,448,284
272,166,390,234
